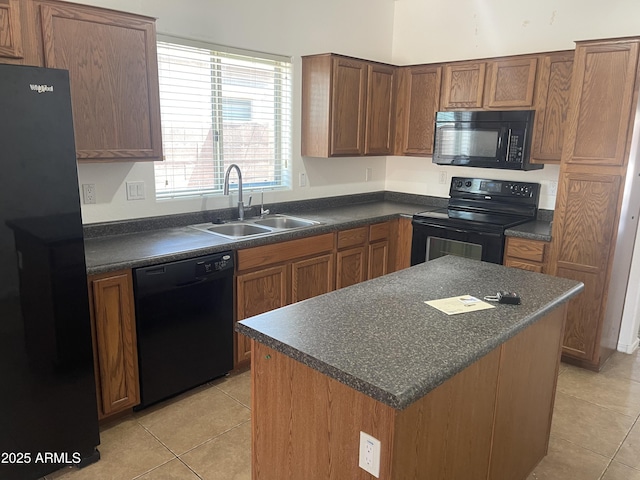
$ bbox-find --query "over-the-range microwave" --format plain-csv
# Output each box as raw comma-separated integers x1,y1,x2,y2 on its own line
432,110,543,170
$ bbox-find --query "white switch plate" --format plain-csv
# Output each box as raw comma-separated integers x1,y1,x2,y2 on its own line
126,181,145,201
359,431,381,477
82,184,96,204
438,171,447,185
299,172,307,187
365,167,373,182
548,180,558,196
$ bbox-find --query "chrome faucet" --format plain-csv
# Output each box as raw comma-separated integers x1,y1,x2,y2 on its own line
223,164,246,221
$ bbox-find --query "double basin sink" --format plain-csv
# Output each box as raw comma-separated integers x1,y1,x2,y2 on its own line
190,214,321,240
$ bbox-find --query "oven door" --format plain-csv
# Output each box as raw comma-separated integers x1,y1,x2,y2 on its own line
411,221,505,266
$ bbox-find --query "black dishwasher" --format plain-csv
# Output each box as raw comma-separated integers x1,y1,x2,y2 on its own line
133,252,234,408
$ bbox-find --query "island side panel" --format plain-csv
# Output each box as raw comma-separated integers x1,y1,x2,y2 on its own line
391,347,501,480
488,304,567,480
251,342,396,480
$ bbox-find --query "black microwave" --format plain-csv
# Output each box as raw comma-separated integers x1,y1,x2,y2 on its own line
432,110,542,170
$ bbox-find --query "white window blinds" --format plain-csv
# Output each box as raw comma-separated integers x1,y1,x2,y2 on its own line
155,38,292,198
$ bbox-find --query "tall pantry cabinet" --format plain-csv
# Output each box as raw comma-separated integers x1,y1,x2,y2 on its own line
548,38,640,370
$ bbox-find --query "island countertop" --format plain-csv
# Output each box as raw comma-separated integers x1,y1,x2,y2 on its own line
236,256,583,410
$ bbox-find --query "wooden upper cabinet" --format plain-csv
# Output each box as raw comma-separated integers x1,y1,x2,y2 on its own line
364,62,395,155
485,57,537,108
330,56,367,155
0,0,23,59
301,53,395,157
563,40,639,167
531,52,574,164
394,65,442,156
441,62,486,109
38,2,162,162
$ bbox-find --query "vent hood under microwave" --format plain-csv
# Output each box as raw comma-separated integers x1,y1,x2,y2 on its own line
432,110,542,171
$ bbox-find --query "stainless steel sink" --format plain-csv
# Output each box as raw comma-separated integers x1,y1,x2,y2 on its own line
190,214,321,239
253,215,319,229
206,223,272,237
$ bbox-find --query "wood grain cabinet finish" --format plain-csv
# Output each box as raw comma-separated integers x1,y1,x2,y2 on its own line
38,1,162,162
88,270,140,419
301,53,395,157
236,265,288,365
484,57,538,108
441,62,486,109
503,236,549,273
531,52,574,164
368,221,391,279
548,38,640,369
394,65,442,156
336,226,368,289
0,0,23,59
562,41,639,167
235,233,335,366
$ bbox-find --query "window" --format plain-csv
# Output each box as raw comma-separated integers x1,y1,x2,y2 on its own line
155,37,292,198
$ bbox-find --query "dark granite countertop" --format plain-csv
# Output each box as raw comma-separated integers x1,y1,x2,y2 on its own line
505,220,552,241
84,200,439,274
237,256,582,410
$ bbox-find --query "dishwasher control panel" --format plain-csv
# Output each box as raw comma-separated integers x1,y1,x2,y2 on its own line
197,253,233,276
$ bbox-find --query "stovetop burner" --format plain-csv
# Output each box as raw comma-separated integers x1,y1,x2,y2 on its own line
413,176,541,231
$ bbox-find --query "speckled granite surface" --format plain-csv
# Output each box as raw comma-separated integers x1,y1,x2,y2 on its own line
83,190,552,274
505,220,552,241
84,200,438,274
236,256,583,410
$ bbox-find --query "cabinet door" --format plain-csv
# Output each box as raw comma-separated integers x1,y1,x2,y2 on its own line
441,62,486,109
0,0,23,59
336,246,367,289
39,2,162,162
236,265,288,364
485,58,537,108
364,63,395,155
395,65,442,155
551,173,621,361
291,254,334,302
563,41,639,167
531,52,574,164
89,271,140,419
368,241,389,279
330,56,367,156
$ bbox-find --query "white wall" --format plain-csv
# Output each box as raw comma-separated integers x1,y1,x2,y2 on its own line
70,0,396,224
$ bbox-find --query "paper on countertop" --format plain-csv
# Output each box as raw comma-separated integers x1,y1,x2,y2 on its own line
424,295,495,315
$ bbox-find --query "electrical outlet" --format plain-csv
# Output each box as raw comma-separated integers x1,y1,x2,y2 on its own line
82,184,96,204
299,172,307,187
438,171,447,185
365,167,373,182
549,180,558,196
358,431,381,477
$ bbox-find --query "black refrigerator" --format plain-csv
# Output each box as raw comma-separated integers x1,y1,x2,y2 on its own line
0,64,100,478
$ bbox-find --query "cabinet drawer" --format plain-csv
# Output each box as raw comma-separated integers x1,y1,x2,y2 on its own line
337,226,368,249
504,259,543,273
369,222,391,242
237,233,335,272
505,237,547,262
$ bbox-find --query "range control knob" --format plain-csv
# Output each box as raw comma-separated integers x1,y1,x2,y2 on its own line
456,180,463,188
465,180,472,187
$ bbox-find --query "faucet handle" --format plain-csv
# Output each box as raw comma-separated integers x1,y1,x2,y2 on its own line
247,195,252,207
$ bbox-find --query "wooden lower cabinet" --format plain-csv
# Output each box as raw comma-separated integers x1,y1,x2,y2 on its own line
503,236,549,273
235,233,335,367
291,254,334,302
88,269,140,420
368,240,389,279
236,265,288,365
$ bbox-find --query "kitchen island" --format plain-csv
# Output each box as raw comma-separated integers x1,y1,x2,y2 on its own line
237,256,583,480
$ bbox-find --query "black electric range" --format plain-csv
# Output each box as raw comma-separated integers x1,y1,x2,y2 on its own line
411,177,541,265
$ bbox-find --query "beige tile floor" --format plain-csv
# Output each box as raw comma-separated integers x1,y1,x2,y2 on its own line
46,349,640,480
